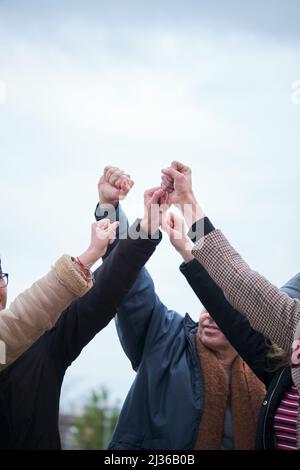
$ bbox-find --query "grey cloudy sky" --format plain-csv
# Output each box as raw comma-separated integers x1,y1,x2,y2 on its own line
0,1,299,413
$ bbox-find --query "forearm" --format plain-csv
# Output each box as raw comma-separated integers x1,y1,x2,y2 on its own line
179,249,194,264
95,204,158,329
0,255,92,367
179,193,205,228
180,258,271,382
89,220,162,324
175,214,216,263
192,229,300,353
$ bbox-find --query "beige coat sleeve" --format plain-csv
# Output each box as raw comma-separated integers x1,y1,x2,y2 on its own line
0,255,92,369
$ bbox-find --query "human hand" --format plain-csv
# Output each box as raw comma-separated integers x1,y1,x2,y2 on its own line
162,212,194,263
161,161,194,207
98,166,134,207
140,187,169,236
161,161,204,227
78,219,120,267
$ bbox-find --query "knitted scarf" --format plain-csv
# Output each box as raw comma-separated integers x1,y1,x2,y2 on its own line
194,332,266,450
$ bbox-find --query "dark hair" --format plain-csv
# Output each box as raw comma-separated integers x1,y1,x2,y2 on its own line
0,257,2,275
266,343,289,371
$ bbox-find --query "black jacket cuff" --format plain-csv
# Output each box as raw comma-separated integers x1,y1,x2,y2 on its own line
188,217,215,243
180,258,203,276
128,219,163,245
94,202,120,221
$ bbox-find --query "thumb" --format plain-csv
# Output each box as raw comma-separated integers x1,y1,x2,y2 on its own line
161,167,183,182
172,212,185,232
171,161,191,177
168,212,175,230
95,219,110,230
96,221,119,240
144,186,162,200
107,221,120,235
150,188,165,205
106,221,119,243
161,219,173,239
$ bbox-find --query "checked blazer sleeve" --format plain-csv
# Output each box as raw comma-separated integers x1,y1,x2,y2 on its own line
192,229,300,355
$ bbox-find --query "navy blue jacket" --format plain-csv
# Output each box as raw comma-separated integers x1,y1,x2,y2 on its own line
97,204,300,450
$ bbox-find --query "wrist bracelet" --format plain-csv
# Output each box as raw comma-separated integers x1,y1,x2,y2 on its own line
72,257,94,283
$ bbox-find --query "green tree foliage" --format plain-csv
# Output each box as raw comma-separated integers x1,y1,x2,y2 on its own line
73,386,120,449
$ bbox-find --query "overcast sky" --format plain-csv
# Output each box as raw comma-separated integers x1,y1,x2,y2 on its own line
1,0,300,414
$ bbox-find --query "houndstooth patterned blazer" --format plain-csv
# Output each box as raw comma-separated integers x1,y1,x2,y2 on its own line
192,229,300,449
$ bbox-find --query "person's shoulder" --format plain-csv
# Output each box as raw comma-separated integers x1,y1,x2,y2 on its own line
280,273,300,300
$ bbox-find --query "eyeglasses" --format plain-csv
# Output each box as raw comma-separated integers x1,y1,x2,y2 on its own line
0,273,8,288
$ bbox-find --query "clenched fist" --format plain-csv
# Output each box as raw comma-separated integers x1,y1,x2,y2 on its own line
98,166,135,206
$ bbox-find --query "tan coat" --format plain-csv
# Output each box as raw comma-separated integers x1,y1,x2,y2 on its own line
0,255,92,369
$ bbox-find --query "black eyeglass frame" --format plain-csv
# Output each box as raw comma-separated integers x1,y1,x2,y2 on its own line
0,273,9,288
